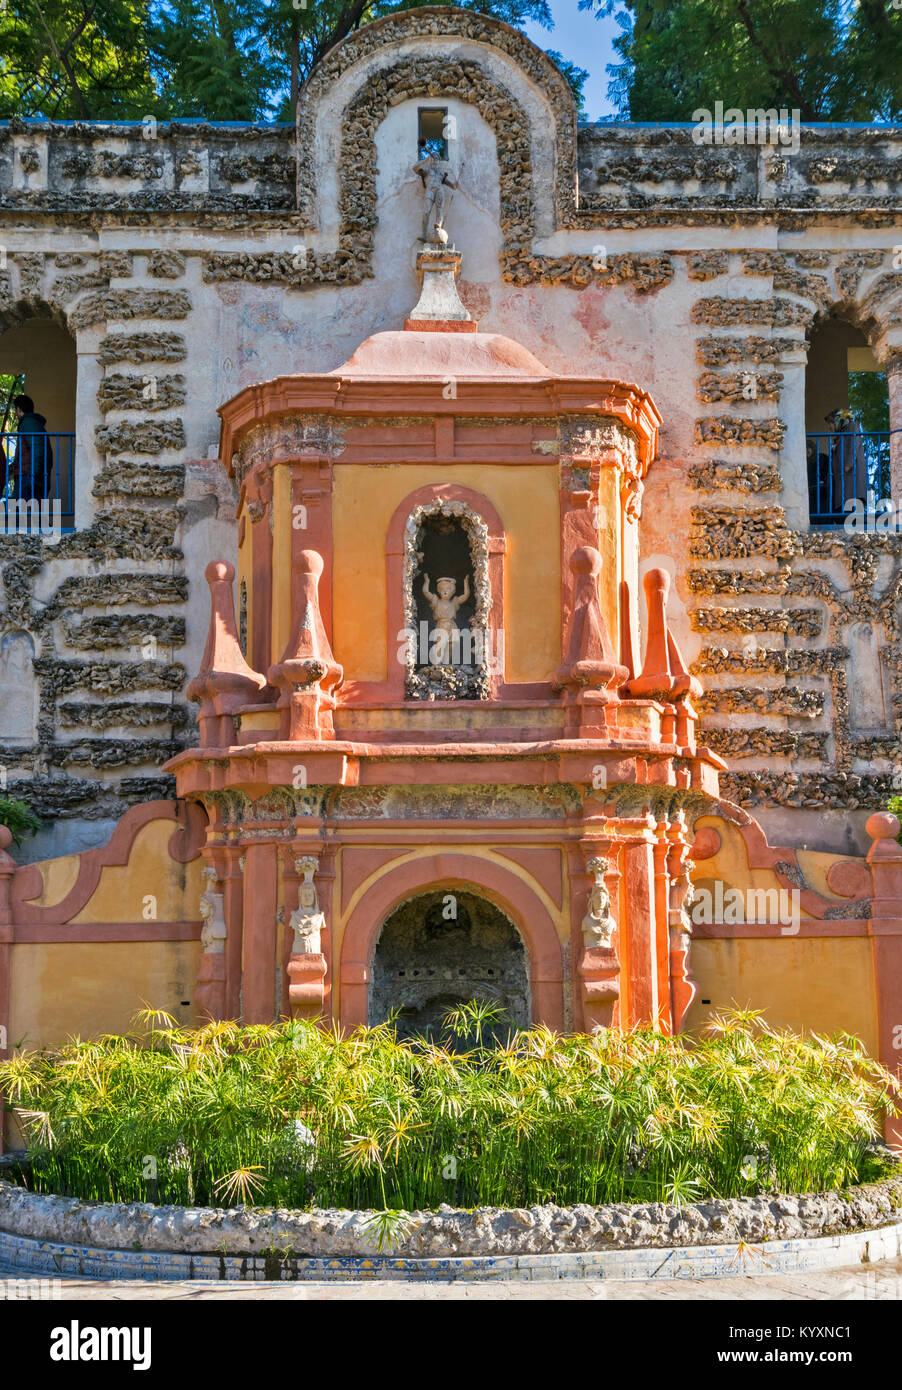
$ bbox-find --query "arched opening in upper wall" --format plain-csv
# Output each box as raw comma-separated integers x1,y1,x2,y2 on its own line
805,314,891,526
0,305,77,531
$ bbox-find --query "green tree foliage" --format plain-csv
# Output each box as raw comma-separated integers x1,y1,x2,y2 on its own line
848,371,891,434
0,0,585,122
581,0,902,122
0,797,41,847
545,50,587,117
0,0,157,119
147,0,274,120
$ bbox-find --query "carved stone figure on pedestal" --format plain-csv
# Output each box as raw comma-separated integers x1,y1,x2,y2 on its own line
578,854,621,1031
287,856,328,1022
670,857,697,936
412,151,458,246
422,574,471,665
199,866,227,954
289,857,326,955
196,865,227,1021
582,857,616,949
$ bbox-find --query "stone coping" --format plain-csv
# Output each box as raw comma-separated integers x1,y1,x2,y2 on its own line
2,1172,902,1261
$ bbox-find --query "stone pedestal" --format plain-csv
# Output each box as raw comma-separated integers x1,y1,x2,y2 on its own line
195,951,227,1021
287,953,327,1021
404,245,473,326
579,944,621,1029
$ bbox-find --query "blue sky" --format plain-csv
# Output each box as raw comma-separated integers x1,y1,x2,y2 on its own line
523,0,622,119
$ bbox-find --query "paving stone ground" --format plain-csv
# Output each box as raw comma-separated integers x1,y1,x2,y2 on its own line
2,1258,902,1299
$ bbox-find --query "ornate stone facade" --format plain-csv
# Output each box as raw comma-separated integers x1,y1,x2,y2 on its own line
3,13,902,1146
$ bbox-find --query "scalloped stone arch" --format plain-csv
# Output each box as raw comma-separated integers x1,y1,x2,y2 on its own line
801,255,902,368
301,6,576,118
338,851,565,1031
0,291,72,336
804,300,883,357
296,7,578,257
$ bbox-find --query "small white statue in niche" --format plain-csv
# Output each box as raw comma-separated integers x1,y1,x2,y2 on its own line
582,857,616,950
422,572,472,664
199,866,227,954
290,856,326,955
423,574,470,636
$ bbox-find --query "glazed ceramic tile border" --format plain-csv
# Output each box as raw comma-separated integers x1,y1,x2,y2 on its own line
3,1220,902,1283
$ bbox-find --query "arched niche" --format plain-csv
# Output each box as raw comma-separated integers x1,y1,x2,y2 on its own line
385,484,506,700
805,313,890,523
0,300,76,435
297,9,577,250
339,851,564,1032
369,888,530,1041
0,305,77,528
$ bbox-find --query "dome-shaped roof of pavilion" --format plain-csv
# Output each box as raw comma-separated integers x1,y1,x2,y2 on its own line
329,329,553,379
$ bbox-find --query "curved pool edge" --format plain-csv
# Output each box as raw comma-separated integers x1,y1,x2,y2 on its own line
2,1218,902,1282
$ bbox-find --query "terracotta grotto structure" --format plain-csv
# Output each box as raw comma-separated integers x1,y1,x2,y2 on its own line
165,246,727,1036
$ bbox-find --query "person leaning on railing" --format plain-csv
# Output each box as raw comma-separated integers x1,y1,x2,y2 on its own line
824,407,866,506
2,393,54,501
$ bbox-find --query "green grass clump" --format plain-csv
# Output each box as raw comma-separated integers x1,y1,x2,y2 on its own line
0,797,41,847
1,1004,897,1211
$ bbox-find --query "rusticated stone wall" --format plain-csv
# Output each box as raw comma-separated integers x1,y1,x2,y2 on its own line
0,8,900,854
683,246,902,820
0,245,198,844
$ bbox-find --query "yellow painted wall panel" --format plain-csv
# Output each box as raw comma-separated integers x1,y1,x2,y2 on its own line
684,937,878,1054
71,820,203,924
9,941,203,1049
19,852,80,909
331,464,560,683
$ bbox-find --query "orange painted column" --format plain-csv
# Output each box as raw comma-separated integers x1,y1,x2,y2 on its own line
241,841,278,1024
279,848,300,1018
566,844,587,1031
866,812,902,1145
652,820,671,1031
621,824,658,1027
315,844,336,1023
222,844,245,1020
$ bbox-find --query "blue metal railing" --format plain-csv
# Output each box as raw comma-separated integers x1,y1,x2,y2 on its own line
0,432,75,534
806,429,898,526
